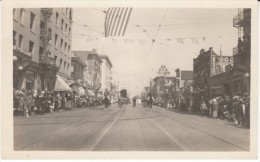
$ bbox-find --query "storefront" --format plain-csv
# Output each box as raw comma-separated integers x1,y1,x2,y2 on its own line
210,72,231,97
13,50,40,90
228,68,250,96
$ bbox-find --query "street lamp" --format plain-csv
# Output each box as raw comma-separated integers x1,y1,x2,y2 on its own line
13,56,18,61
244,72,250,78
18,65,23,70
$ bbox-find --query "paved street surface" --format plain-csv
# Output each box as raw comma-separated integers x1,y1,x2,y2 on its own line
14,104,249,151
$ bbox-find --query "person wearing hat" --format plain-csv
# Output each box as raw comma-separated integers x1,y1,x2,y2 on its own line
244,94,250,128
237,99,245,127
212,98,218,118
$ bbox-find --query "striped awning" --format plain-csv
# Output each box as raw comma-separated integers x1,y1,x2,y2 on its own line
54,75,72,92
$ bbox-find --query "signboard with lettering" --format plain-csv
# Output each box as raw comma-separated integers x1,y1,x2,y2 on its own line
211,56,233,76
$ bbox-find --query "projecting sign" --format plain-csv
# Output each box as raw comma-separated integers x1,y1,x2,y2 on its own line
211,56,233,76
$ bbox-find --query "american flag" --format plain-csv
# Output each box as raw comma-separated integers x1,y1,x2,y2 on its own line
104,7,133,37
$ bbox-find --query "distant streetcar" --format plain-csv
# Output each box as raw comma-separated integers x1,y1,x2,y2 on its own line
120,89,130,104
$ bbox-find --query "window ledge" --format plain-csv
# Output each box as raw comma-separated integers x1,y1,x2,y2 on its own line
19,23,25,27
30,30,36,35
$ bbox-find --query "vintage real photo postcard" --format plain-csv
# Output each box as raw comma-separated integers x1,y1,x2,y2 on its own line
1,0,258,160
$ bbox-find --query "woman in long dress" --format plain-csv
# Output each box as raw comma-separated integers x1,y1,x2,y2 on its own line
212,98,218,118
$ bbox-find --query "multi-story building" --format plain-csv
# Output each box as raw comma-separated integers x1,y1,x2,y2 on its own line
13,8,73,91
174,69,193,97
193,47,233,98
73,51,91,85
193,48,217,97
100,55,113,92
71,54,87,81
229,8,251,95
74,50,102,89
87,52,102,89
151,76,176,98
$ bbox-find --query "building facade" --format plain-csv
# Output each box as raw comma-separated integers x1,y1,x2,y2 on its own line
71,55,87,81
13,8,73,91
151,76,176,98
193,48,217,97
193,47,233,98
74,50,102,89
73,51,92,85
229,8,251,95
174,69,193,97
87,53,102,89
100,55,113,92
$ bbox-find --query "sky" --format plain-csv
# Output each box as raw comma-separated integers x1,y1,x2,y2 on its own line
72,8,238,97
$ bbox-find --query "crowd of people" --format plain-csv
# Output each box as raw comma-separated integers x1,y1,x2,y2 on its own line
154,93,250,129
14,88,250,129
13,89,103,117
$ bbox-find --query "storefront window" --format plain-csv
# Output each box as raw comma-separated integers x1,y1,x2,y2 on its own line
25,72,35,90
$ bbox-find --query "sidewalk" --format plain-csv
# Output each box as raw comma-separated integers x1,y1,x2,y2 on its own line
13,104,110,119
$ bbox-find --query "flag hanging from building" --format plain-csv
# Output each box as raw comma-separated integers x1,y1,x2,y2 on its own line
191,38,199,44
105,7,133,37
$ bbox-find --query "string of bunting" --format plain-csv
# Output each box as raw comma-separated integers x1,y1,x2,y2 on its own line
75,34,206,46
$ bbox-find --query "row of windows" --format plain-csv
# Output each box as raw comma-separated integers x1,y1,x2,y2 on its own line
54,33,71,55
13,8,72,38
13,9,36,32
13,31,35,54
14,31,71,74
54,10,72,38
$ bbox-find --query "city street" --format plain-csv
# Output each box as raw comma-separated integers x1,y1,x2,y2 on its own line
14,104,249,151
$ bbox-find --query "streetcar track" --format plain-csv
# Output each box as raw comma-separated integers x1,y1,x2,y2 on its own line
90,111,121,151
118,115,160,121
152,108,249,151
16,109,121,151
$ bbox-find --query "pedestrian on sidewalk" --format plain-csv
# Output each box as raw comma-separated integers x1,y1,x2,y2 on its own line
237,99,246,127
244,93,250,128
212,98,218,118
200,100,207,116
231,96,238,125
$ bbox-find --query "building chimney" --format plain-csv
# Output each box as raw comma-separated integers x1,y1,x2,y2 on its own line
209,47,213,51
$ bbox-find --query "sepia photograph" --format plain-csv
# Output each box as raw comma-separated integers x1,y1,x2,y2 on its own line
1,0,258,160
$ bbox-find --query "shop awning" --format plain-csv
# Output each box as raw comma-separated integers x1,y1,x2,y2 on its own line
87,90,95,96
71,86,85,95
78,87,85,95
97,94,103,98
54,75,73,92
211,86,223,89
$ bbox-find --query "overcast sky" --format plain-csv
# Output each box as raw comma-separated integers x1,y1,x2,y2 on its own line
72,8,238,96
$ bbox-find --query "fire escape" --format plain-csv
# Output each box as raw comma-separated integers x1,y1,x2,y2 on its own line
39,8,58,91
232,9,243,56
39,8,56,67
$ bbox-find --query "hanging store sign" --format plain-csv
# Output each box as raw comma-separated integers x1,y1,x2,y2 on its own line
211,56,233,76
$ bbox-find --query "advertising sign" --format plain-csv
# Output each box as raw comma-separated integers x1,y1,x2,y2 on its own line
211,56,233,76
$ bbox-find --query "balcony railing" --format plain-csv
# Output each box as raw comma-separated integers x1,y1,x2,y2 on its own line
233,11,244,27
40,29,52,40
41,8,53,17
233,9,251,28
39,55,56,66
